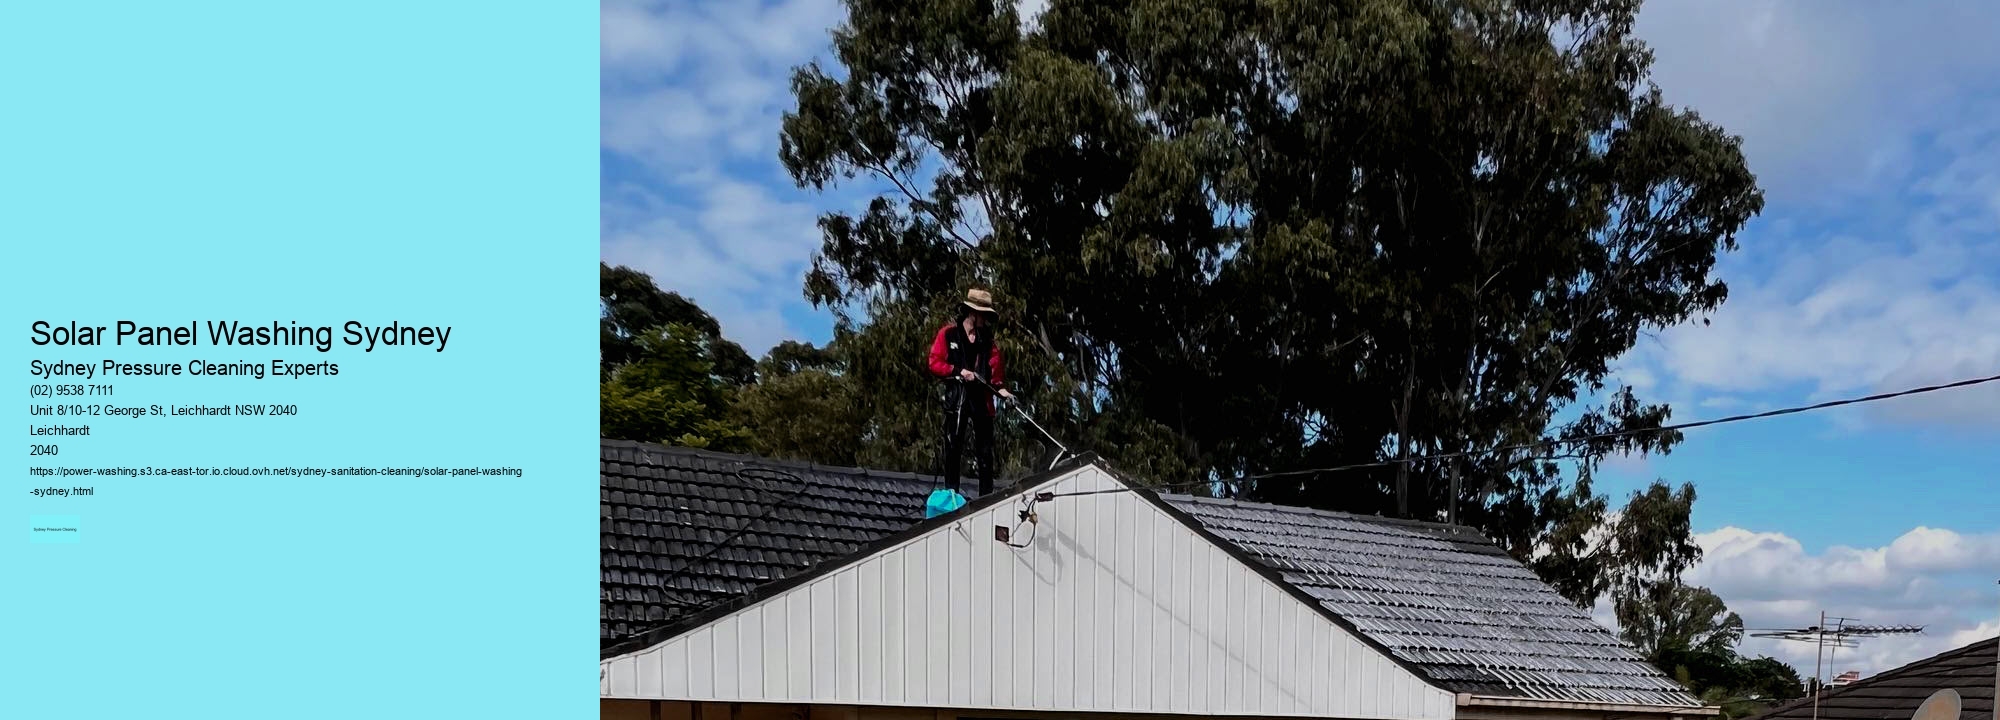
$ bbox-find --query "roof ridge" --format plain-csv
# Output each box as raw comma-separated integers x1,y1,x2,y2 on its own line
1158,492,1490,536
601,438,939,484
1850,634,1996,681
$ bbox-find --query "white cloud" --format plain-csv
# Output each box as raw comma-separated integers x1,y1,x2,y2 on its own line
1618,113,2000,429
600,0,691,76
1886,527,2000,572
601,0,840,170
602,0,853,351
1584,522,2000,678
1697,396,1741,410
1622,3,2000,431
1947,619,2000,648
1637,2,2000,205
601,87,725,166
1681,525,2000,677
600,179,829,354
1645,228,2000,397
601,0,839,78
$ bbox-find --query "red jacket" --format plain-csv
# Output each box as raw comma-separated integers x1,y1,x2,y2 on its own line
928,323,1004,415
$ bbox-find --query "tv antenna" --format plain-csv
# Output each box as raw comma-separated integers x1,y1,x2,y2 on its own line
1750,612,1924,720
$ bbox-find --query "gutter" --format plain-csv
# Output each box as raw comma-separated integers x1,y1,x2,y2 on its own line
1456,693,1723,717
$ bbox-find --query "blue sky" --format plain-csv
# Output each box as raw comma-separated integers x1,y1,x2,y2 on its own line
602,0,2000,675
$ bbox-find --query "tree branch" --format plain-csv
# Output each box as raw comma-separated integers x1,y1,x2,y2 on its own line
855,157,983,255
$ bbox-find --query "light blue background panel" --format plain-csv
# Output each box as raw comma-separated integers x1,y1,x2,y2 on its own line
2,2,598,717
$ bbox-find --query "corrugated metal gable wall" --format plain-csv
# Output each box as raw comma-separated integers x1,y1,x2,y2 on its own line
602,466,1455,719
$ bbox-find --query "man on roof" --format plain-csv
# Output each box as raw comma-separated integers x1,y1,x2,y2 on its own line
927,287,1013,496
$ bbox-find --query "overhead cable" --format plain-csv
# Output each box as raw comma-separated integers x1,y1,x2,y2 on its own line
1046,371,2000,498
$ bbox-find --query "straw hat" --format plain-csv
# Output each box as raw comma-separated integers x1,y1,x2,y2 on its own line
963,288,997,314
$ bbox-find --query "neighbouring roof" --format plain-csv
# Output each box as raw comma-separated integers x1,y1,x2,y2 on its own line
601,441,1699,708
600,440,933,646
1751,637,1996,720
1157,494,1701,707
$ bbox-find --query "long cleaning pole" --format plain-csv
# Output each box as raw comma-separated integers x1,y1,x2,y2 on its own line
968,372,1071,469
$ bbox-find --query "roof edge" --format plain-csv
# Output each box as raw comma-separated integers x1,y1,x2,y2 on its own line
1458,694,1716,715
600,439,938,484
600,450,1106,660
1161,492,1489,535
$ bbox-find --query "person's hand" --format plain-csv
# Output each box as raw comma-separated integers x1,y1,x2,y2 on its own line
958,369,978,382
997,388,1015,400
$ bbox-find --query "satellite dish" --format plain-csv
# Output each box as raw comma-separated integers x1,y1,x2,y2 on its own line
1911,688,1961,720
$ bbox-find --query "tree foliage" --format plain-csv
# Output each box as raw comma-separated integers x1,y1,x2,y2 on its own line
734,339,866,464
599,264,756,450
1614,575,1802,719
1602,480,1705,618
602,262,754,384
759,340,842,378
1659,647,1805,719
778,0,1760,607
1597,486,1800,718
1618,568,1739,660
601,324,754,451
740,316,1067,477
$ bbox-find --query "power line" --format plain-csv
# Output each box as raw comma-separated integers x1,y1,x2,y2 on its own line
1047,371,2000,498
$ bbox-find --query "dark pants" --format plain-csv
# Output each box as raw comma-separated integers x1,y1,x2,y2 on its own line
941,384,994,495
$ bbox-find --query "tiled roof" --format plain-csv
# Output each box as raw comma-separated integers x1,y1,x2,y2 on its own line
600,440,934,647
1155,494,1702,707
1753,638,1996,720
601,442,1699,708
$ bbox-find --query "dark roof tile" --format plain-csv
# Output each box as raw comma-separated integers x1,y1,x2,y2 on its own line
600,441,933,648
600,441,1700,708
1752,638,1995,720
1156,493,1702,707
